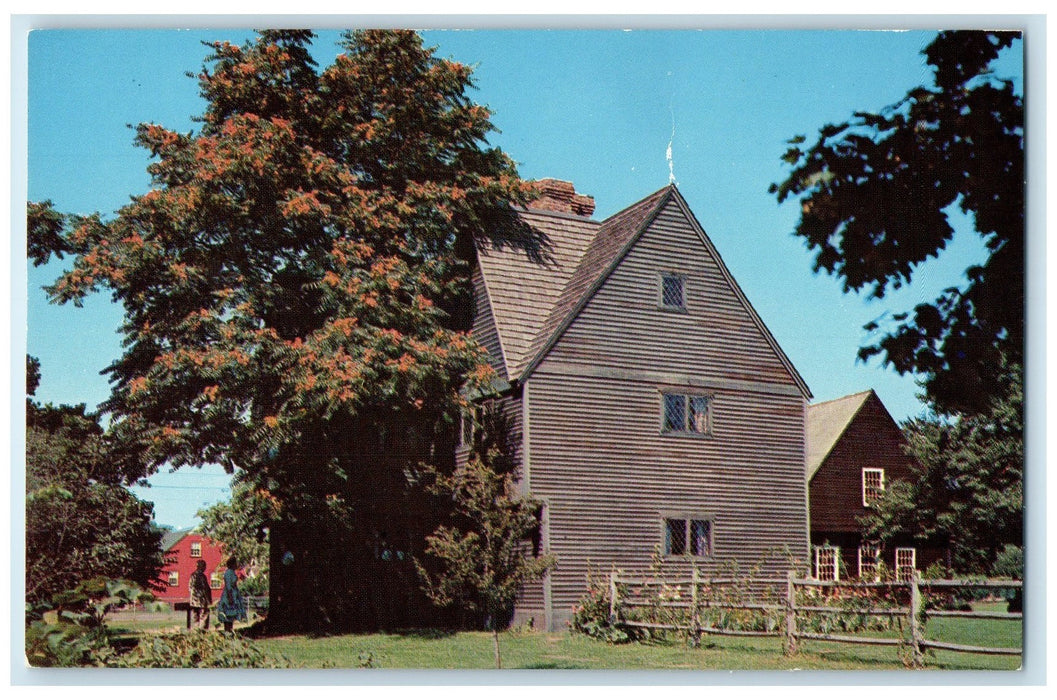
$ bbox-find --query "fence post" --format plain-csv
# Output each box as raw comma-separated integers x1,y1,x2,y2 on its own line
608,568,619,624
784,570,798,656
690,568,701,646
908,572,924,668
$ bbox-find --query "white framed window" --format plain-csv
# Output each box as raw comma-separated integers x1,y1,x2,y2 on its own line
863,468,885,506
815,546,840,581
661,393,712,435
211,572,223,590
895,547,917,581
190,542,202,558
168,570,179,587
858,544,881,581
663,517,714,558
659,272,686,310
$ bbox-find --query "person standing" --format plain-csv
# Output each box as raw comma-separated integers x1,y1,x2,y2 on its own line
188,559,212,630
216,556,247,633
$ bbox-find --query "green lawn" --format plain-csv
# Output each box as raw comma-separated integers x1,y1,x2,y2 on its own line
105,603,1021,671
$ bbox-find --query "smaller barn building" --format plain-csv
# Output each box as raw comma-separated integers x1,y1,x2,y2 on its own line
156,529,227,604
807,390,944,581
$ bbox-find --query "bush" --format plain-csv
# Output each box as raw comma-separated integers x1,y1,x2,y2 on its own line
109,630,291,668
570,571,632,644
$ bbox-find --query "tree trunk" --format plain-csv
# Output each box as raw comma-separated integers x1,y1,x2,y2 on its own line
492,626,502,669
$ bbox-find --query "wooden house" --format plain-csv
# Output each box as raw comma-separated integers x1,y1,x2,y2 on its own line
156,529,226,604
806,389,942,581
463,180,813,631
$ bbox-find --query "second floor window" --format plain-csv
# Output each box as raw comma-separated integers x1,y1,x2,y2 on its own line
863,468,885,506
190,542,201,558
662,393,711,435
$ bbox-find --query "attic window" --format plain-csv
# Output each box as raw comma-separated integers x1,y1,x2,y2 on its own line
190,542,202,558
660,272,686,310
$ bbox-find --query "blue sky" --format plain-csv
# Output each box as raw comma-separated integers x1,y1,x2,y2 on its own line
22,27,1025,529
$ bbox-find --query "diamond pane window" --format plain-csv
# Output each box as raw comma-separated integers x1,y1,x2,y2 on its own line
689,396,710,434
660,273,685,309
663,394,686,432
689,519,712,557
664,518,686,555
662,393,711,434
863,468,885,506
664,517,714,558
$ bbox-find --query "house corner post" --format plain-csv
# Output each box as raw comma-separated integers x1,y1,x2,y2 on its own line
784,570,798,656
608,568,619,624
690,568,701,646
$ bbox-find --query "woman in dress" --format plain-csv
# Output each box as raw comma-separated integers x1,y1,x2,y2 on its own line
216,556,247,633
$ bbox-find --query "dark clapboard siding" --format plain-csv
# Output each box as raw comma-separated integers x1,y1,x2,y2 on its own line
809,392,917,534
520,197,809,630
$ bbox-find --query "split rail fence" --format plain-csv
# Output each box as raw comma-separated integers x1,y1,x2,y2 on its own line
607,570,1022,667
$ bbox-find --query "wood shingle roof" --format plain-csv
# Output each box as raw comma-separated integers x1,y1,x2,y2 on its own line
806,390,875,479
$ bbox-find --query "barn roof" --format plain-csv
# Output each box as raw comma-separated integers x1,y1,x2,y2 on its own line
160,528,193,552
806,390,875,479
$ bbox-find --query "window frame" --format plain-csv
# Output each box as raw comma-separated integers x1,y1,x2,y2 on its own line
167,570,179,587
661,514,715,559
895,547,917,581
862,468,885,506
858,544,881,581
815,546,840,581
190,541,202,558
658,271,688,312
660,392,713,437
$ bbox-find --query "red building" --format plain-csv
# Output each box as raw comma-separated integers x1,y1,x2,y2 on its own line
156,529,227,604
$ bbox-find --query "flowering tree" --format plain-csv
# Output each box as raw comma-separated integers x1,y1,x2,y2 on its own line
43,29,542,632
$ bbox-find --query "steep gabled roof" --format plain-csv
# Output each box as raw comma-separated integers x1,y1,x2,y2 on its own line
806,390,875,479
475,182,810,398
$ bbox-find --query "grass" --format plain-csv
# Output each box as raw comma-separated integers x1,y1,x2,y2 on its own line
105,603,1021,671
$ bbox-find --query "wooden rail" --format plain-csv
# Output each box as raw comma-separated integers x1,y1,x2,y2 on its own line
606,570,1022,668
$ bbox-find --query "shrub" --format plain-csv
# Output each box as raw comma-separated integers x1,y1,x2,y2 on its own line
109,630,292,668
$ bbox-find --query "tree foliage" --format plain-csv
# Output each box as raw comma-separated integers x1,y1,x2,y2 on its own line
26,358,164,605
772,31,1023,414
860,360,1023,575
43,30,542,631
417,405,554,668
196,480,280,588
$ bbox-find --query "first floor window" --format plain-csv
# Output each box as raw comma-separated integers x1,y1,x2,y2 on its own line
664,517,713,557
858,544,881,581
815,546,840,581
168,571,179,587
863,468,885,506
662,393,712,435
211,572,223,590
895,547,917,581
190,542,202,558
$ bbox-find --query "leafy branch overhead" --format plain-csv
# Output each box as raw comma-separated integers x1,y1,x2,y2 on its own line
771,31,1023,414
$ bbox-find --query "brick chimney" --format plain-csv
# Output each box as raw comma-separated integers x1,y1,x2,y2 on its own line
529,178,596,217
